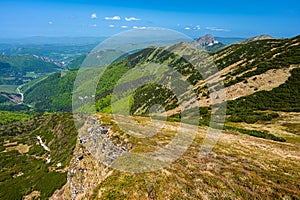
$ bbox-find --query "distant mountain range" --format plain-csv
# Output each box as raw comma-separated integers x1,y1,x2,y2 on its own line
0,34,277,46
0,36,106,45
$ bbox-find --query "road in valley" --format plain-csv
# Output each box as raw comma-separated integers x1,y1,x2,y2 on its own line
16,86,24,104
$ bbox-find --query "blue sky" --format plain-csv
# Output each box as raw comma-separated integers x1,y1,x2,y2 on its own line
0,0,299,38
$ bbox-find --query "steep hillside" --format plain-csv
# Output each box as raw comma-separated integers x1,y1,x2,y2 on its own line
0,54,60,74
0,54,62,105
52,114,300,199
1,35,300,199
210,35,300,113
22,35,300,125
95,35,300,116
0,112,78,200
67,54,86,69
23,70,77,111
1,112,298,199
67,49,126,69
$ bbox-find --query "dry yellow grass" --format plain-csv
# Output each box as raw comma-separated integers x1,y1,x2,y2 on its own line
225,67,294,100
23,191,41,200
231,112,300,144
52,114,300,199
5,143,31,154
3,141,18,147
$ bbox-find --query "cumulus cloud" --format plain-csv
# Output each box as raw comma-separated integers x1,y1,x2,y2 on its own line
133,26,147,29
91,13,97,19
121,25,128,28
185,27,191,30
104,16,121,20
125,17,141,21
92,24,97,27
194,25,201,30
206,27,230,32
48,21,53,25
108,24,115,28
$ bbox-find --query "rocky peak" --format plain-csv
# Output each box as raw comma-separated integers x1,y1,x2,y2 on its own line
191,34,220,47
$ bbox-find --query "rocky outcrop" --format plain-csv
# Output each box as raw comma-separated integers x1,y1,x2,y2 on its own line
191,34,220,47
51,116,127,200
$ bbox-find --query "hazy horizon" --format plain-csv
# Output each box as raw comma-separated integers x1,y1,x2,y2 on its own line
1,0,299,39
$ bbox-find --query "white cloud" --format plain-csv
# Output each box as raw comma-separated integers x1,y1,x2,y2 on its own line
91,13,97,19
108,24,115,28
121,25,128,28
206,27,230,32
125,17,141,21
48,21,53,25
185,27,191,30
92,24,97,27
104,16,121,21
133,26,146,29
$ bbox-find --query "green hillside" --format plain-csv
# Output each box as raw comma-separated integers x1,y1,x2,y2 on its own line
67,54,85,69
0,54,60,73
214,35,300,87
20,36,300,141
22,36,300,116
0,35,299,199
23,70,77,111
0,54,61,95
0,112,78,200
95,36,300,115
0,110,33,125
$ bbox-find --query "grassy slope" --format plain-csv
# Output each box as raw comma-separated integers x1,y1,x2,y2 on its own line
89,114,300,199
23,70,77,111
20,36,300,142
22,36,300,115
0,54,60,73
214,35,300,87
0,111,33,125
0,54,62,110
0,112,78,200
1,36,299,199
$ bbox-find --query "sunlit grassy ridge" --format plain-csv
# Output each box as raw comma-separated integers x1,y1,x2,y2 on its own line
21,36,300,116
18,36,300,144
88,114,300,199
0,35,299,199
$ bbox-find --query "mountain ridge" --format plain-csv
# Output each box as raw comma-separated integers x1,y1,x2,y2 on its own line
0,34,300,199
236,34,275,44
